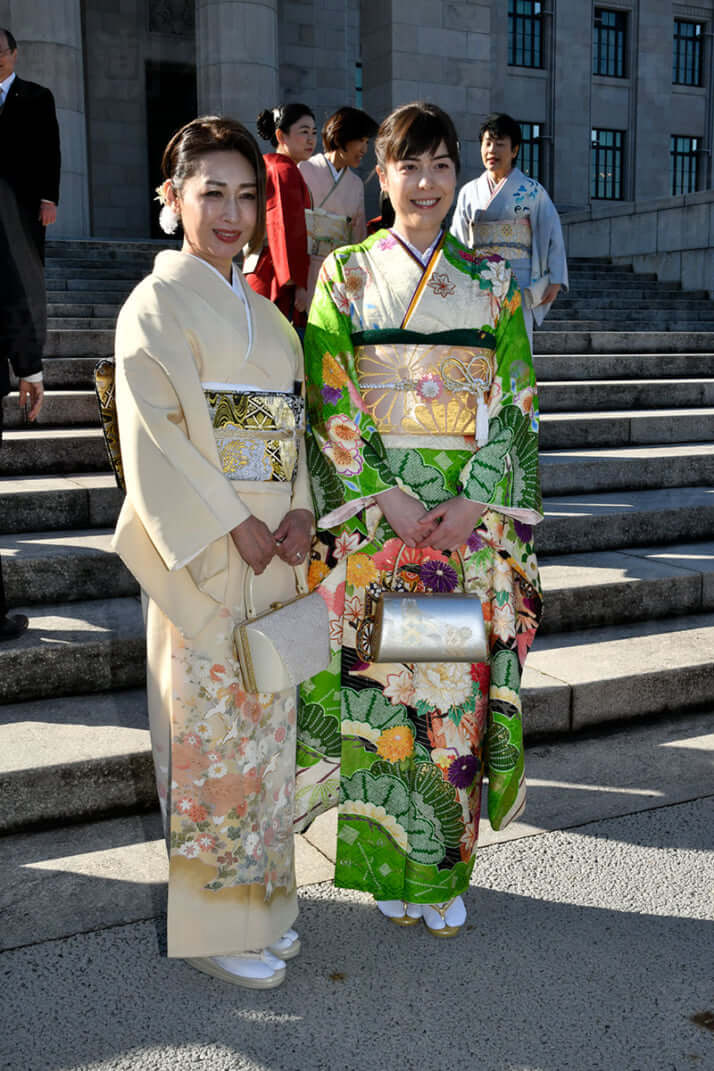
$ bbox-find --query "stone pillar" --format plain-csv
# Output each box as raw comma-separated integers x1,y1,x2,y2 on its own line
632,0,672,201
550,0,592,211
1,0,90,236
360,0,492,182
196,0,279,129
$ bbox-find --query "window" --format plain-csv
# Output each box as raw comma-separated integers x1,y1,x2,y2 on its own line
519,123,542,181
591,129,624,200
671,135,699,194
673,20,703,86
508,1,543,68
593,9,627,77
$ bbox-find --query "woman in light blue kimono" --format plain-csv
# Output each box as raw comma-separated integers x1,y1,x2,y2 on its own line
451,112,568,345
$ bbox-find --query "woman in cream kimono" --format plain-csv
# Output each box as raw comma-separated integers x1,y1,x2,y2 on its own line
451,113,568,345
299,103,543,939
298,106,377,304
113,117,313,989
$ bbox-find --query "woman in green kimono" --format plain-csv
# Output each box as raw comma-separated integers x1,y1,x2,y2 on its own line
298,102,543,937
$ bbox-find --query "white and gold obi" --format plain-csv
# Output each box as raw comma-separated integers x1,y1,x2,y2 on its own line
354,342,495,447
204,387,304,483
468,219,532,263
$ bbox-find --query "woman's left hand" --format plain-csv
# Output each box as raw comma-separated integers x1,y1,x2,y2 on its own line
416,497,486,551
273,509,313,566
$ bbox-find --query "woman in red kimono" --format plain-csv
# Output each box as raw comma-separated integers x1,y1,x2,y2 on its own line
245,103,316,326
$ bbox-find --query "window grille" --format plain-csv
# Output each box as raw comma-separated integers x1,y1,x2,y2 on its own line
593,9,627,78
591,129,624,200
508,1,543,69
670,135,699,194
673,20,703,86
519,123,542,182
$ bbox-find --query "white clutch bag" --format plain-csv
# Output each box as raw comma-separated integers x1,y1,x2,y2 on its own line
233,565,330,693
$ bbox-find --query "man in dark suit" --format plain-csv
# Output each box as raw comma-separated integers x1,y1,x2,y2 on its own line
0,27,58,640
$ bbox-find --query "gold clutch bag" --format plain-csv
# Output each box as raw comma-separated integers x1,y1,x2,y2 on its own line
356,547,487,664
234,565,330,693
93,358,126,492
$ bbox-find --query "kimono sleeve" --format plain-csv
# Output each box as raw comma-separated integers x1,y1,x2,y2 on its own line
459,265,543,525
450,184,472,247
303,254,395,533
351,181,368,244
266,162,310,291
115,282,250,573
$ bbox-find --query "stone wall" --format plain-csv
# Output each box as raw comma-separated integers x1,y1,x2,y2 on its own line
561,192,714,298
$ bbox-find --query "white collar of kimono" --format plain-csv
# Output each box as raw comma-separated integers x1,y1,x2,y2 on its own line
325,156,344,182
188,253,253,356
391,227,444,267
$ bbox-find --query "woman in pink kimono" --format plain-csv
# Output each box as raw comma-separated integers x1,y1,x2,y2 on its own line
299,106,378,304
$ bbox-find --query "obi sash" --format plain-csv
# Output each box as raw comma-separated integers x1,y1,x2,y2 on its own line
204,388,304,483
468,218,532,262
351,331,496,445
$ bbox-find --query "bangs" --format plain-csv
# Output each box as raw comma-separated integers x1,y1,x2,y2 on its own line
375,102,460,172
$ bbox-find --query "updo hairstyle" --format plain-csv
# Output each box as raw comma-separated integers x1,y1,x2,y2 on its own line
161,115,266,253
322,106,378,152
375,102,460,174
256,102,316,148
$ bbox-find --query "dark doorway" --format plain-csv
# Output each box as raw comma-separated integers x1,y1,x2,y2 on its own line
145,62,197,238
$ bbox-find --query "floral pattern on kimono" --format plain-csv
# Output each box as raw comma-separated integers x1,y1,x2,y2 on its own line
296,230,543,904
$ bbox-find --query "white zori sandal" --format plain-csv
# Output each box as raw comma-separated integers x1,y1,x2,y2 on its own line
267,928,301,960
376,900,422,927
421,895,467,939
186,949,286,989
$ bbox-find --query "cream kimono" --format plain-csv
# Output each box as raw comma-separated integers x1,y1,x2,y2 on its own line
299,153,368,303
113,250,312,958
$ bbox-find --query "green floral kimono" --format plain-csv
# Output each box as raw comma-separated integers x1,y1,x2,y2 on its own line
296,229,543,904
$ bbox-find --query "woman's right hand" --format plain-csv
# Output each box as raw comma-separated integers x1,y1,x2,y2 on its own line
230,515,276,575
294,286,309,313
378,487,439,548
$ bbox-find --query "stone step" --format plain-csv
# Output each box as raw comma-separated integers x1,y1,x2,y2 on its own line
539,443,714,495
538,541,714,634
45,238,169,256
45,278,134,293
45,266,152,281
550,306,714,320
44,330,114,357
0,428,109,475
568,268,655,279
534,332,714,354
46,317,116,330
0,689,154,834
0,475,122,535
539,408,714,449
47,303,123,318
528,610,714,730
34,357,99,390
565,278,677,291
46,291,125,306
45,254,154,269
543,320,714,332
536,486,714,555
1,391,99,427
0,529,137,605
0,596,144,705
539,379,714,411
534,352,714,380
561,290,707,303
2,620,714,832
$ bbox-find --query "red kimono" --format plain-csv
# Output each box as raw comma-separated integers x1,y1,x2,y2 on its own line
245,153,311,325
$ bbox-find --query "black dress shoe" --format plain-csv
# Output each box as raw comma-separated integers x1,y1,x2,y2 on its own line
0,614,29,641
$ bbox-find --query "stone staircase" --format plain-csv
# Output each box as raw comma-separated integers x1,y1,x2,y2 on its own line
2,246,714,839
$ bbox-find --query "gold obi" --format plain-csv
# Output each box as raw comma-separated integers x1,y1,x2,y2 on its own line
470,219,532,261
204,389,304,483
354,344,495,436
304,207,352,258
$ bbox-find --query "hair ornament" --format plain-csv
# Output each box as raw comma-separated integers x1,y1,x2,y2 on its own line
155,183,180,234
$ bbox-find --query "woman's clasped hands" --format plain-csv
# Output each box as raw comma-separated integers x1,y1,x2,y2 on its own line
230,509,313,574
379,487,485,553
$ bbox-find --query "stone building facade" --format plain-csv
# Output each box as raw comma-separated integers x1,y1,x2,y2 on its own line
1,0,712,238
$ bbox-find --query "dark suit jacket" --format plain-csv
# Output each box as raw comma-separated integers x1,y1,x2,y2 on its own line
0,77,59,386
0,76,61,210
